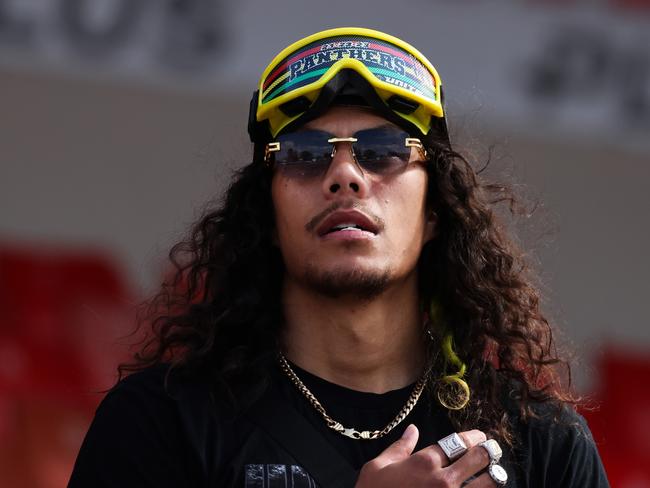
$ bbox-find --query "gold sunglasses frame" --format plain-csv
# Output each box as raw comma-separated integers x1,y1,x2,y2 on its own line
263,137,427,167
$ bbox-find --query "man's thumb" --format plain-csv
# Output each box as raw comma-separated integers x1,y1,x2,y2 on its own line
374,424,419,467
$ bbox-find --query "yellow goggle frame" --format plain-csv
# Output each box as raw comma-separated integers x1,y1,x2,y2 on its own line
252,27,445,140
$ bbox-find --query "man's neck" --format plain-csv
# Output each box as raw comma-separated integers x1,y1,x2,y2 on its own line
280,277,426,394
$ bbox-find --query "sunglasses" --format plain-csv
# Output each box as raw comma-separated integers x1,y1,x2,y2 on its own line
264,126,427,178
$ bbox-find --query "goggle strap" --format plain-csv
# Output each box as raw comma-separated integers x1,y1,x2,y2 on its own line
426,86,451,148
248,90,273,144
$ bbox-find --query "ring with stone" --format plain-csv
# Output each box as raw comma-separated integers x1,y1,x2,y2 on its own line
437,432,468,461
488,463,508,486
479,439,502,463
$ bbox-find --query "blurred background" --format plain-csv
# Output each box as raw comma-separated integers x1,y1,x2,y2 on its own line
1,0,649,486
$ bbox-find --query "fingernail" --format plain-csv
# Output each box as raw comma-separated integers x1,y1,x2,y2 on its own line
401,424,416,440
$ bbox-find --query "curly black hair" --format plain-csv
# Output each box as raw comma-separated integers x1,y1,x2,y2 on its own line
120,133,579,447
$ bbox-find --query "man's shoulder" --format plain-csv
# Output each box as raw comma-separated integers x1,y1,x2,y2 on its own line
71,367,248,486
109,363,169,393
98,363,230,420
103,364,182,405
90,364,243,456
499,382,590,438
499,386,609,486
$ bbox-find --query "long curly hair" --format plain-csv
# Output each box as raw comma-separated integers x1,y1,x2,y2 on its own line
120,133,579,447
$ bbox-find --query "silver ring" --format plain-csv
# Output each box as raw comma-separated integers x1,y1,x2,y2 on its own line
479,439,502,463
437,432,467,461
488,463,508,486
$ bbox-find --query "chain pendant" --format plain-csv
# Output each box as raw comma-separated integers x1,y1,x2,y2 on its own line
331,421,380,439
341,428,380,440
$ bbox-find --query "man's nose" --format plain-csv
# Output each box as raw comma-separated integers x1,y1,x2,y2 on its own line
321,143,369,197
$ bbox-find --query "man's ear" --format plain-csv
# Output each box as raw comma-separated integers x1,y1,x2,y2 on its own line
424,209,438,243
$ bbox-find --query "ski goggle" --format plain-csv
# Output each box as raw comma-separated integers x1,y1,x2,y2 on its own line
264,125,427,179
249,27,446,143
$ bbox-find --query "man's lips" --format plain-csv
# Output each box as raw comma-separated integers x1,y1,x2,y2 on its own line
315,209,381,237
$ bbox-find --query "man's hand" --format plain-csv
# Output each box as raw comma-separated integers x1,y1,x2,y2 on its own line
355,424,499,487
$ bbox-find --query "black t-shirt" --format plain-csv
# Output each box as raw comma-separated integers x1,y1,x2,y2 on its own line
68,363,610,487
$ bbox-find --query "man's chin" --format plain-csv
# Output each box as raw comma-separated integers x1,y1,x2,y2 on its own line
300,266,391,301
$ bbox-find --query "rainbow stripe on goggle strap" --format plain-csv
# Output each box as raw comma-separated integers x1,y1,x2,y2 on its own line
260,35,437,105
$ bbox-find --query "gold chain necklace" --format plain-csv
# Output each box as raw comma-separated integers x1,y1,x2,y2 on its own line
278,353,428,440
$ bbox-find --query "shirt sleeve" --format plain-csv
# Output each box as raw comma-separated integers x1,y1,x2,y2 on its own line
67,369,200,488
518,405,610,488
552,412,610,487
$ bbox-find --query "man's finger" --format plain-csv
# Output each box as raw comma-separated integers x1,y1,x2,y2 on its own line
370,424,419,469
463,471,500,487
443,446,493,485
448,438,501,483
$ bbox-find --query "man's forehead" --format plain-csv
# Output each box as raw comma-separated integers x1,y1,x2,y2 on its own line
302,106,399,135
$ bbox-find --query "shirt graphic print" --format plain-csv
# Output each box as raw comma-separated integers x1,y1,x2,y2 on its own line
245,464,316,488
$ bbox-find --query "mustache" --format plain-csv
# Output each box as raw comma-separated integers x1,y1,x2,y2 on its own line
305,200,385,233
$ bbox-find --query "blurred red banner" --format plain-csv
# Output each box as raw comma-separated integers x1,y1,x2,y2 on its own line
0,243,135,488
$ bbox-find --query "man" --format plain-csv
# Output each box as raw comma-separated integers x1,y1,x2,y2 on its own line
69,28,609,487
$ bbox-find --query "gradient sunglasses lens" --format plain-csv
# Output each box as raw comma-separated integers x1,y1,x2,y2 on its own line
353,127,412,175
275,129,332,178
